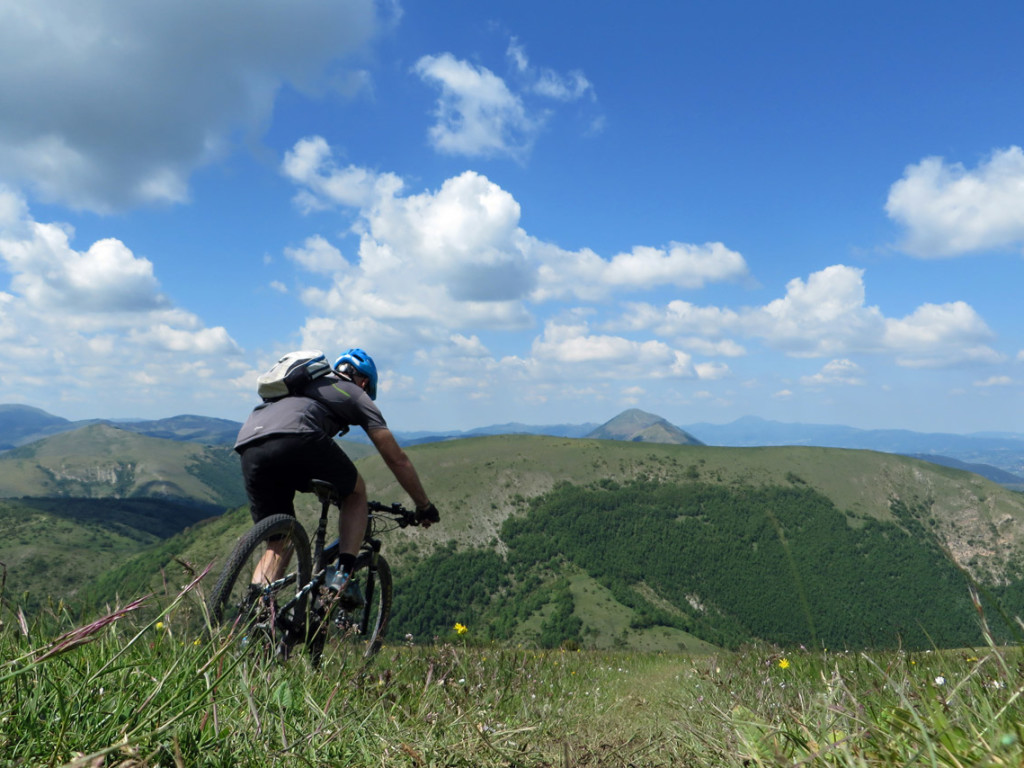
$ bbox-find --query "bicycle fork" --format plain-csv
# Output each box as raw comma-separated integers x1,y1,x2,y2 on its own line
356,539,382,635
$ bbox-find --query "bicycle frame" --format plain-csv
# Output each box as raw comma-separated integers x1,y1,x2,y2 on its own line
247,481,413,648
312,480,386,639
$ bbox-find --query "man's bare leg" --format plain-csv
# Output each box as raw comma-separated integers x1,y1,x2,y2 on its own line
339,473,369,564
251,537,294,586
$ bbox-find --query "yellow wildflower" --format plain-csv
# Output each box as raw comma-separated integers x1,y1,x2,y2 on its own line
778,658,790,669
454,622,468,635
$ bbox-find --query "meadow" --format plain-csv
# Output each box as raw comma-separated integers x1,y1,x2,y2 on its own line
3,576,1024,767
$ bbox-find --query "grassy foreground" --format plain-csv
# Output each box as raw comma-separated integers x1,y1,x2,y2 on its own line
3,582,1024,766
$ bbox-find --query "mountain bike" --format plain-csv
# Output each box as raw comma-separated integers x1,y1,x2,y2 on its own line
206,479,421,662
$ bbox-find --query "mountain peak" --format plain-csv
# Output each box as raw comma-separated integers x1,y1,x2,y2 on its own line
587,409,704,445
0,404,74,449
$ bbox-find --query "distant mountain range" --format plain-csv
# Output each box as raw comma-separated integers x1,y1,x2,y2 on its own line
3,403,1022,487
682,415,1024,484
684,414,1024,455
0,404,243,450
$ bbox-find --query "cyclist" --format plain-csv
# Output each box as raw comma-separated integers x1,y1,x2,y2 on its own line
234,348,439,597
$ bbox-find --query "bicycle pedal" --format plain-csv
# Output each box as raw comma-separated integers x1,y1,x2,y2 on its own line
338,580,364,610
324,567,364,609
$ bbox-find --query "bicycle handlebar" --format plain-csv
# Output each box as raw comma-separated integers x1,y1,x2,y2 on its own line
368,500,420,528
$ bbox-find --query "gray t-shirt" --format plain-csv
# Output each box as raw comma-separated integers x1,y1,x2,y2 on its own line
234,373,387,451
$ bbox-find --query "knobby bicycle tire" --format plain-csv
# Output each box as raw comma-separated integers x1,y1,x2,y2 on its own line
207,514,313,656
322,551,393,659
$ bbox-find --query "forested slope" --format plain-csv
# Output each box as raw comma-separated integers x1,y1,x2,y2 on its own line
390,479,992,650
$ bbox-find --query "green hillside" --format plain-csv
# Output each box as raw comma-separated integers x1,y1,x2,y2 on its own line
0,496,222,612
70,434,1024,652
0,424,245,612
358,435,1024,584
0,423,245,506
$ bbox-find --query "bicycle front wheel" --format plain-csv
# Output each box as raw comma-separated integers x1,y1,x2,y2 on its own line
325,551,393,658
207,514,313,656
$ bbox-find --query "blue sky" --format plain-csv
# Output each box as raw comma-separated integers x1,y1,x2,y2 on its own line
1,1,1023,435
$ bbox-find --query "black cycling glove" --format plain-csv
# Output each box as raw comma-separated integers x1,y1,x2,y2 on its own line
416,502,440,526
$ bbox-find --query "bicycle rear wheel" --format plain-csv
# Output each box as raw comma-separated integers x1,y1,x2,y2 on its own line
207,514,312,657
323,551,393,658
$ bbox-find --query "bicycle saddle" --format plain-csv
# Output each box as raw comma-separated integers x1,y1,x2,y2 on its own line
310,478,338,503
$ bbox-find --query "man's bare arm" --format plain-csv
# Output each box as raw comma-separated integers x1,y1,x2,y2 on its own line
367,427,431,510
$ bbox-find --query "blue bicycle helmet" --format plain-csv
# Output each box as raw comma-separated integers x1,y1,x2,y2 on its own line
334,348,378,400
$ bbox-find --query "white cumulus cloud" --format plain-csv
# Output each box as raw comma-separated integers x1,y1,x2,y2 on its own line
974,375,1012,387
0,0,388,212
507,37,595,102
750,266,1000,367
283,137,751,362
620,264,1001,371
886,146,1024,257
531,319,694,378
536,243,748,300
533,242,749,302
283,137,404,212
414,39,599,160
883,301,1000,368
744,265,886,356
0,190,242,411
285,235,351,276
695,361,731,380
414,53,539,159
800,359,865,387
5,230,167,314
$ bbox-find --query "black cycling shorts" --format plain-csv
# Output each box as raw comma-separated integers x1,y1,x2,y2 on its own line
239,432,359,523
